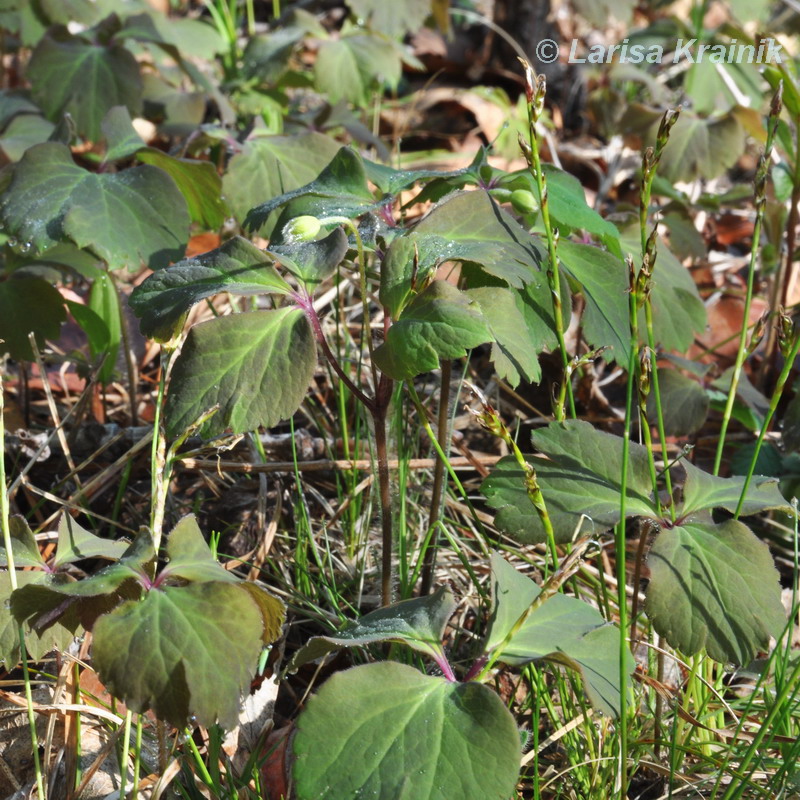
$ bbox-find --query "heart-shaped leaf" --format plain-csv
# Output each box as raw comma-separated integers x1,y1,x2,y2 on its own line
372,280,493,380
129,236,292,341
165,307,316,437
646,518,786,664
486,553,632,716
293,661,520,800
290,586,456,671
0,142,189,270
92,581,266,728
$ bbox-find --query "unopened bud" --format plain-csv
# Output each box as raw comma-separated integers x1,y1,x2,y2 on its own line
510,188,539,215
282,215,321,243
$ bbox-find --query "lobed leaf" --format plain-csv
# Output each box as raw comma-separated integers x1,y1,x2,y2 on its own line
0,142,189,270
293,661,520,800
27,20,142,141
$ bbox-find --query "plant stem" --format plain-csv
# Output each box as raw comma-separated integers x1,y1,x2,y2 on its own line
735,329,800,518
118,709,132,798
714,92,780,475
115,276,139,427
615,257,640,799
0,360,46,800
420,360,452,595
373,375,394,606
150,346,173,552
644,303,675,519
518,60,575,419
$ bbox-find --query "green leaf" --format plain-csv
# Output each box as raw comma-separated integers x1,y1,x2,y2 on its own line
481,420,656,543
0,276,66,361
88,272,121,383
558,240,629,363
647,369,709,437
293,661,520,800
646,519,786,664
0,142,189,270
372,280,493,380
161,515,235,584
67,301,111,367
101,104,145,161
0,111,55,161
346,0,432,36
137,148,228,230
679,460,791,518
466,277,566,387
0,516,45,568
314,35,402,107
411,191,543,288
223,133,342,236
12,531,153,616
92,581,265,728
157,515,285,643
27,21,142,141
129,237,292,341
363,158,462,196
486,553,632,716
0,571,79,667
290,586,456,671
165,307,316,437
244,146,377,234
54,515,128,568
268,227,349,288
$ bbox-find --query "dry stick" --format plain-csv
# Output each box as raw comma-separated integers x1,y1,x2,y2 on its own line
28,334,81,490
420,359,452,595
178,454,500,473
